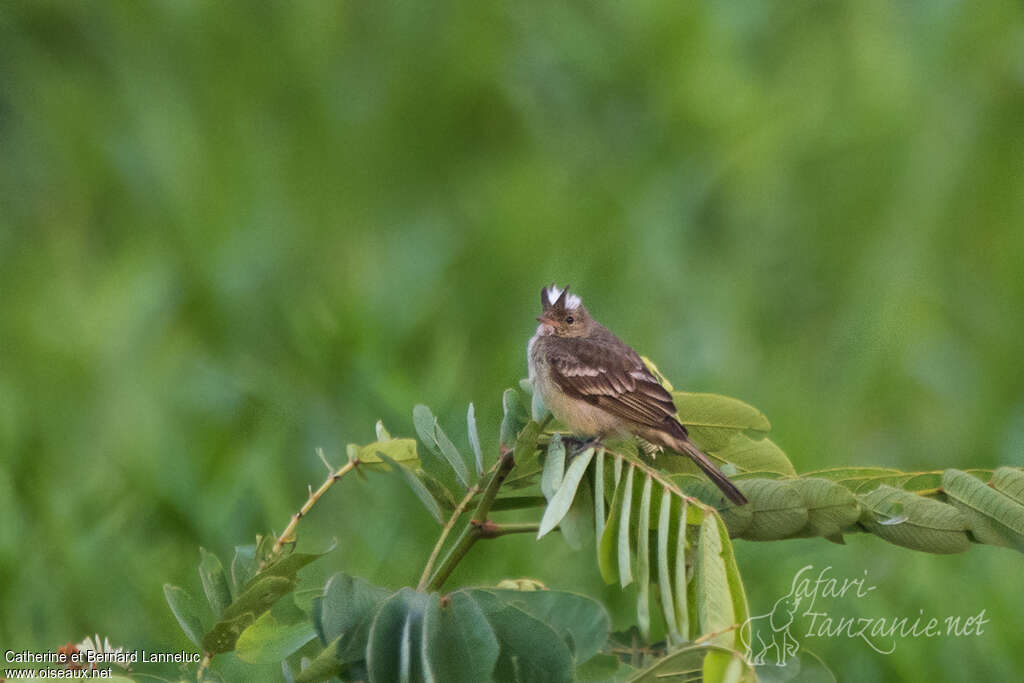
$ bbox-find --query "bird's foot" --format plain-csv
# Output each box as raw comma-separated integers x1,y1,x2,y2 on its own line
636,437,663,459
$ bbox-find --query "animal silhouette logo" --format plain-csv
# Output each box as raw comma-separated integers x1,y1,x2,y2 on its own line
740,582,802,666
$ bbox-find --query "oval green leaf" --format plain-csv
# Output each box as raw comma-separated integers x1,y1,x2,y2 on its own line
538,447,594,538
422,592,499,682
199,547,232,617
859,485,969,554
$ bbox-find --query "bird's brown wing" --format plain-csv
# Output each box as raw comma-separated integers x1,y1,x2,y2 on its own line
549,338,747,505
547,339,682,431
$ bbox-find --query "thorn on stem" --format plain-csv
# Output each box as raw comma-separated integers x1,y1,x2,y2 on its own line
316,447,332,472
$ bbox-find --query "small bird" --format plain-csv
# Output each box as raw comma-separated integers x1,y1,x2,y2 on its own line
528,284,748,505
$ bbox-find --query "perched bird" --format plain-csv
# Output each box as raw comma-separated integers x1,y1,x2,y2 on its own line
528,284,748,505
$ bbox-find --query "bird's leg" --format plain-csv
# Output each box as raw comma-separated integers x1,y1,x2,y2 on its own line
636,437,663,459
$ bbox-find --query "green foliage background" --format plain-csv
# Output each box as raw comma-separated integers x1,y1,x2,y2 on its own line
1,1,1022,680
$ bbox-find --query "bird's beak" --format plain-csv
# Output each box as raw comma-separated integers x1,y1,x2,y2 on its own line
536,314,557,327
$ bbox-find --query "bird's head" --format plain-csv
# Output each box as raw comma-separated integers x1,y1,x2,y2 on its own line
537,284,592,338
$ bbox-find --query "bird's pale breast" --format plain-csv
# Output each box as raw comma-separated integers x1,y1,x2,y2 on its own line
528,332,626,438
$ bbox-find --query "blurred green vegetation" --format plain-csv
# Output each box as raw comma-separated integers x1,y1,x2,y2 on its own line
1,1,1022,680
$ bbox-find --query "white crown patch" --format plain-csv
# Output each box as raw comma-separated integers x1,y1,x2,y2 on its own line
545,285,582,310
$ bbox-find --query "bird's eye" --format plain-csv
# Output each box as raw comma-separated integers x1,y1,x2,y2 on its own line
565,316,574,324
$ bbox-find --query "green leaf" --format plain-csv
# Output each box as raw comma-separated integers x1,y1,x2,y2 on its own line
708,433,795,477
513,420,543,469
635,474,653,640
627,644,754,683
790,478,862,539
732,470,789,480
594,450,606,541
803,467,935,494
412,404,470,489
254,533,276,567
617,464,636,588
203,575,296,654
221,575,295,623
258,540,337,583
418,469,460,511
674,500,691,643
294,635,346,683
672,475,755,537
473,588,611,664
422,591,500,682
559,473,594,551
465,590,575,683
753,649,838,683
991,467,1024,505
574,653,631,682
293,587,320,613
859,485,970,554
695,514,734,647
164,584,207,647
715,515,750,653
671,389,770,432
538,447,595,538
236,595,316,664
434,418,471,489
356,438,419,466
495,578,548,591
378,452,445,524
413,404,440,454
541,433,566,501
199,547,232,617
231,545,257,594
366,588,429,683
531,382,548,422
657,488,681,646
313,573,390,660
674,392,771,439
500,389,529,450
468,403,485,478
598,463,627,584
491,495,549,511
412,405,460,495
733,479,809,541
505,420,544,487
702,647,749,683
942,469,1024,551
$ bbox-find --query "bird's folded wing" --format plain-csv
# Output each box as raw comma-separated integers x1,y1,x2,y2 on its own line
548,342,679,429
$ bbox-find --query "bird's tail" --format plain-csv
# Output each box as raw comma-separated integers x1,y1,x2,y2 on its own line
668,431,748,506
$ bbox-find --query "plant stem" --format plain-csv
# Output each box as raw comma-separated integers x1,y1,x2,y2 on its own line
603,445,705,511
478,521,541,538
426,523,475,592
417,484,480,590
262,455,359,569
421,415,553,592
426,451,515,591
692,621,742,645
196,654,211,681
472,451,516,523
